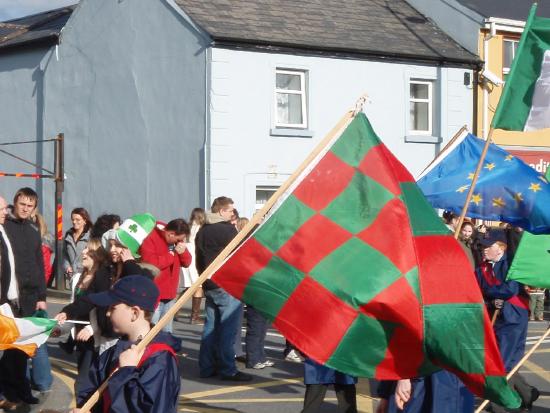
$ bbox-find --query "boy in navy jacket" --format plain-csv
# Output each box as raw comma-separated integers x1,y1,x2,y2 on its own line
73,275,181,413
475,231,538,412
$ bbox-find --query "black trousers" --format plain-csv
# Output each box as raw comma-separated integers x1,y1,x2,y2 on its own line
302,384,357,413
75,340,96,395
489,373,537,413
0,300,34,402
0,349,33,402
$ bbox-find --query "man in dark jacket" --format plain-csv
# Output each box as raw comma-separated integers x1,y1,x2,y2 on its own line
3,188,46,315
0,187,46,404
196,196,252,381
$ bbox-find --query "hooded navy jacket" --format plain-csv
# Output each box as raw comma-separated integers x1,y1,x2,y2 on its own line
77,331,182,413
475,254,529,370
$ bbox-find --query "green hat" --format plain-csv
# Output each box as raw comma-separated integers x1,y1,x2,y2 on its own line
116,213,156,258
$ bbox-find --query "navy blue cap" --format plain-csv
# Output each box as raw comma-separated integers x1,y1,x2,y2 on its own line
479,230,507,247
87,275,160,312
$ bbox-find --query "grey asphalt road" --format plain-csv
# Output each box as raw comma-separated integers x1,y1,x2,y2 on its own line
11,295,550,413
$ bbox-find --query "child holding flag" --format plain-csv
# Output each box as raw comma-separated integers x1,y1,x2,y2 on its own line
72,275,181,413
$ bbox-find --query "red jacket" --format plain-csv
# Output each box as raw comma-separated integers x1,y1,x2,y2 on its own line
139,223,191,300
42,244,53,285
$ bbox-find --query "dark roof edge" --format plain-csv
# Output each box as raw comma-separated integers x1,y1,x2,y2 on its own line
0,34,58,55
3,5,75,24
211,38,482,69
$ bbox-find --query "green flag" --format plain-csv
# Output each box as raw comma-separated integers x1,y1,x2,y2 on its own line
212,113,520,408
492,4,550,131
508,168,550,286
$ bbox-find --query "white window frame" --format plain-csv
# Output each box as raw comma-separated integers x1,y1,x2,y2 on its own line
255,185,279,213
503,39,519,77
274,69,308,129
409,80,433,135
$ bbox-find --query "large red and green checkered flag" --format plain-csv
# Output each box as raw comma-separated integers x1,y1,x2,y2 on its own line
212,113,520,408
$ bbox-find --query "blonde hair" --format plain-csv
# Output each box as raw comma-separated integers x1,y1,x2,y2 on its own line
189,208,207,226
84,238,110,273
236,217,249,232
34,212,49,238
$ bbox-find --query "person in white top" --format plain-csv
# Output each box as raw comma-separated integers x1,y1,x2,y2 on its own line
181,208,206,324
0,196,16,305
0,196,19,410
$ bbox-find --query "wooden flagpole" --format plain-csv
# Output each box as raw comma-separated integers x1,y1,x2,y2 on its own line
77,100,361,413
491,309,500,324
464,128,544,412
451,127,500,327
453,128,494,240
475,324,550,412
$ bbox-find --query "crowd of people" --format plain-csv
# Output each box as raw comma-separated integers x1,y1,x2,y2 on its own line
0,188,546,413
450,212,547,323
0,189,294,412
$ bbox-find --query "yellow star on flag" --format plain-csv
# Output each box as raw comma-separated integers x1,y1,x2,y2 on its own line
456,185,470,193
529,183,542,192
504,154,513,161
467,173,475,180
484,162,496,171
514,193,523,203
471,193,482,205
492,197,505,208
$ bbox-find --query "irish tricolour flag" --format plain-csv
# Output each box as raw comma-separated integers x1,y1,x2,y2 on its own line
492,4,550,131
0,304,56,357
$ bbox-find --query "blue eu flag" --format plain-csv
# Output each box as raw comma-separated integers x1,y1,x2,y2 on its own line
417,131,550,234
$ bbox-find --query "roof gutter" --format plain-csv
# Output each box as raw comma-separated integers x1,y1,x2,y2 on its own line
211,38,482,70
0,35,59,55
484,17,525,34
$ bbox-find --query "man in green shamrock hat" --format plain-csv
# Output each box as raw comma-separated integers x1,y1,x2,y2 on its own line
116,213,157,258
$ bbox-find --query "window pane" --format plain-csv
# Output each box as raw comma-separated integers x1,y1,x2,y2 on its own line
504,41,514,69
276,73,302,91
256,187,278,212
256,189,277,205
410,83,429,99
277,93,303,125
410,102,429,131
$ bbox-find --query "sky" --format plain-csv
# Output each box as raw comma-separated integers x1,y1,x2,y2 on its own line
0,0,77,22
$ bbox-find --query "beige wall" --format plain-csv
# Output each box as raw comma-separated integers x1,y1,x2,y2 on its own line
477,30,550,146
